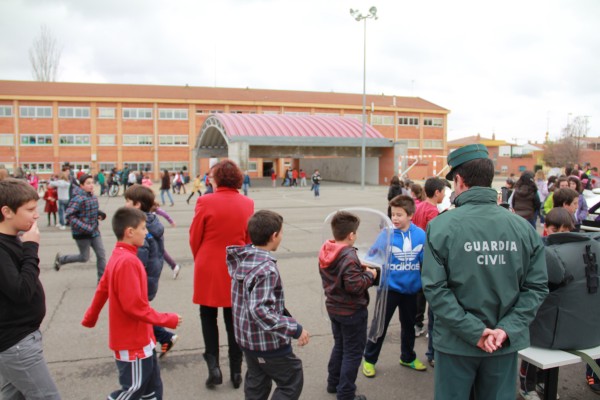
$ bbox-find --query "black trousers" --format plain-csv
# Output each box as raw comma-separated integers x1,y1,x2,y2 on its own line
244,351,303,400
199,305,243,371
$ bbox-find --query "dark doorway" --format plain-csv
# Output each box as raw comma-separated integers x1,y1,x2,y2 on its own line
262,162,274,177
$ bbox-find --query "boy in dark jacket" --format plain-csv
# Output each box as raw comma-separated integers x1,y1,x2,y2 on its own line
53,174,107,282
0,179,60,399
227,210,309,400
319,211,378,400
124,184,178,357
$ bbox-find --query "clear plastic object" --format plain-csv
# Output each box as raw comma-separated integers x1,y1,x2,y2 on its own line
321,207,393,343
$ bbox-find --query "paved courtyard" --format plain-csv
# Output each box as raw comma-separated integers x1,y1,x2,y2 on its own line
36,179,595,399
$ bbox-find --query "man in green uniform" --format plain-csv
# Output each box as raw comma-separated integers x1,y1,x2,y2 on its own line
422,144,548,400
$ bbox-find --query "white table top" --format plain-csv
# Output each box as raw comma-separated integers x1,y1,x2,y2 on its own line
519,345,600,369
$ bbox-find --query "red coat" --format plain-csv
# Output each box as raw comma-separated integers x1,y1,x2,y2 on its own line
189,187,254,306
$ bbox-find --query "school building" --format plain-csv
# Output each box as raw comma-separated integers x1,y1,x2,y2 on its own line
0,80,449,184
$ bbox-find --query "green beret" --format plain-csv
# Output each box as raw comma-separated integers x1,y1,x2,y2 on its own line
446,144,489,180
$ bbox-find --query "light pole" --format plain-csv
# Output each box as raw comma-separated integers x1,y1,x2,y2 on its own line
350,6,377,189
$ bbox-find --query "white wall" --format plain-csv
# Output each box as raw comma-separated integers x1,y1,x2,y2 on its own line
300,157,379,185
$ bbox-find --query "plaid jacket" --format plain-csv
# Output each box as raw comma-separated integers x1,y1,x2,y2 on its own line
65,185,100,239
227,245,302,356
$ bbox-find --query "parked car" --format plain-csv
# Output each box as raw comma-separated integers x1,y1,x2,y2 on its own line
580,189,600,232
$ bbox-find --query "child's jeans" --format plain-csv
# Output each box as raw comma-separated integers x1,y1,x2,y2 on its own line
0,330,60,400
244,351,303,400
327,308,368,400
111,352,162,400
364,291,418,364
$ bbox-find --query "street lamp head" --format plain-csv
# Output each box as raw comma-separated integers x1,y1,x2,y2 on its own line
369,6,378,16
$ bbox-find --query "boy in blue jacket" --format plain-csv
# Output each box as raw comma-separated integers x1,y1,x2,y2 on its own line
362,195,427,377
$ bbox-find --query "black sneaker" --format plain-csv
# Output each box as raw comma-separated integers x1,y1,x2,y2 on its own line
326,385,336,394
53,253,61,271
587,375,600,394
354,395,367,400
159,334,178,358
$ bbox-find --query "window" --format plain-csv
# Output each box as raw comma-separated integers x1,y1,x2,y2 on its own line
399,117,419,126
423,139,443,149
22,163,53,174
123,135,153,145
344,114,364,121
20,106,52,118
21,134,52,145
229,110,243,114
316,113,340,117
284,112,309,116
124,162,153,172
71,163,91,173
263,111,279,115
370,115,394,125
159,161,189,172
99,162,116,172
209,110,224,114
159,109,188,120
248,161,257,172
407,139,420,149
159,135,188,146
98,107,116,119
122,108,152,120
98,135,116,146
59,134,91,145
423,118,443,127
0,106,12,117
0,134,14,146
59,107,90,118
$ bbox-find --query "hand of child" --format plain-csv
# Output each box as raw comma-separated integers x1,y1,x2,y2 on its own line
177,314,183,327
21,221,40,244
297,329,310,346
366,266,378,280
170,222,176,228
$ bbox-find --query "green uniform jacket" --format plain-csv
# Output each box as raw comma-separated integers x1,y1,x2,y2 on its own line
422,187,548,357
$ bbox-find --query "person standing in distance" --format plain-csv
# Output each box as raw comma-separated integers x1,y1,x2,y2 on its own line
421,144,548,400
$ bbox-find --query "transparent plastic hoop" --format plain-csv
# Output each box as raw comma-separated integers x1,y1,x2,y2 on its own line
321,207,393,343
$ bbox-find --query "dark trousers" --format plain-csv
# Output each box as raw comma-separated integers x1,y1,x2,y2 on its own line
153,326,173,346
110,352,162,400
434,351,517,400
415,289,426,328
364,291,417,364
199,305,242,369
327,308,368,400
426,306,435,362
244,351,303,400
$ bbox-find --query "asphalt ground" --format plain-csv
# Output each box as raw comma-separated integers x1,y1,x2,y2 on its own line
34,178,598,400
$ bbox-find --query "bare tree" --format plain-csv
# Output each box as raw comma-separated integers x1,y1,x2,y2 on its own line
542,116,591,167
29,25,61,82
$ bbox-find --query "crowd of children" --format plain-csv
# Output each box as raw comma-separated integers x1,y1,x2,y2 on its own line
4,155,600,400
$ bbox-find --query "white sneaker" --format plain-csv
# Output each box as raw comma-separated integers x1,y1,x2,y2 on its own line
415,325,426,337
59,225,66,230
519,389,541,400
172,265,181,280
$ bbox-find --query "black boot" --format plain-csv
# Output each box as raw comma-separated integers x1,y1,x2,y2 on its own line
230,356,243,389
203,353,223,388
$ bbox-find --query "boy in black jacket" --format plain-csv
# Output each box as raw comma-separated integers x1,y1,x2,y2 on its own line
0,178,61,399
318,211,377,400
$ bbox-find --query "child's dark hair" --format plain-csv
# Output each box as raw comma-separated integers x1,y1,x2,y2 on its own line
410,183,425,202
553,188,579,208
112,206,146,240
545,208,574,231
248,210,283,246
125,184,158,212
389,195,416,216
331,211,360,241
424,177,446,198
0,178,39,222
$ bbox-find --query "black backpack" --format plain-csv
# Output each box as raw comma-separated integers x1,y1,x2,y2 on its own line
529,232,600,349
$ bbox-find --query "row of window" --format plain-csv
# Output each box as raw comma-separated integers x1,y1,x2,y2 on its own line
0,106,189,121
3,162,191,175
407,139,444,149
0,105,444,127
0,134,189,146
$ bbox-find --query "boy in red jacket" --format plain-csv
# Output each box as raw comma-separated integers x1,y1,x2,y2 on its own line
82,207,182,400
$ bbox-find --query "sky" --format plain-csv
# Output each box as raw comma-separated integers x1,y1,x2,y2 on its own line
1,0,599,144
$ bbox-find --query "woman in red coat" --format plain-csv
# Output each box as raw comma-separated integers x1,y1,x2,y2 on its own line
189,160,254,390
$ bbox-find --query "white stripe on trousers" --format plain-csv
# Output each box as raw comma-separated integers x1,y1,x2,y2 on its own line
116,357,142,400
